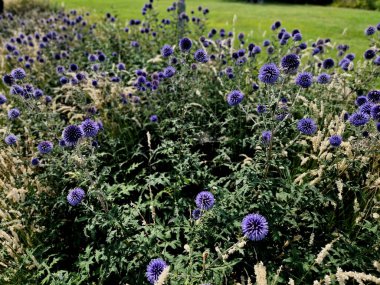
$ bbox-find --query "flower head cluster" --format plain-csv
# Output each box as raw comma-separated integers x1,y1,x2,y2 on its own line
80,119,99,137
297,118,317,135
329,135,342,147
146,258,168,284
62,125,83,146
195,191,215,210
179,37,192,52
295,72,313,88
349,112,370,126
194,49,208,63
67,187,85,206
258,63,280,84
227,90,244,106
5,134,18,145
241,213,269,241
280,54,300,73
37,141,53,154
161,44,173,57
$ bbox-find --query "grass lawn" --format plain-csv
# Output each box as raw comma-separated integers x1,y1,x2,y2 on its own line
46,0,380,54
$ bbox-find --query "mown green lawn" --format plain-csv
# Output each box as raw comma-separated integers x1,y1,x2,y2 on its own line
51,0,379,54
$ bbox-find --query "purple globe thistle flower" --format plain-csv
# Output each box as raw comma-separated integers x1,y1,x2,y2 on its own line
2,74,15,86
349,112,370,126
195,191,215,210
80,119,99,137
364,49,376,60
367,90,380,103
365,26,376,36
37,141,53,154
179,37,192,52
11,68,26,80
150,115,158,122
33,89,43,98
67,187,85,206
297,118,317,135
241,213,269,241
322,58,335,69
161,44,173,57
257,104,266,114
227,90,244,106
252,46,261,54
8,108,20,120
69,63,78,72
146,258,168,284
4,134,18,145
293,33,302,41
163,66,176,78
377,122,380,132
116,62,126,71
31,157,40,166
359,102,374,114
273,20,281,29
370,105,380,121
0,94,7,105
192,208,202,220
317,73,331,84
267,46,275,54
60,76,68,85
98,53,106,62
45,96,52,104
345,53,355,61
92,64,100,72
263,40,270,47
71,78,79,85
280,54,300,73
194,49,208,63
355,96,367,106
374,56,380,66
262,131,272,145
339,58,350,71
258,63,280,84
299,42,307,50
295,72,313,88
88,54,98,62
10,85,23,95
329,135,342,147
62,125,83,146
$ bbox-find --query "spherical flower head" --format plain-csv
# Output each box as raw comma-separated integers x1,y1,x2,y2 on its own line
349,112,370,126
299,42,307,50
31,157,40,166
2,74,15,86
37,141,53,154
317,73,331,84
355,96,367,106
150,115,158,122
377,122,380,132
365,26,376,36
80,119,99,137
345,53,355,61
33,89,43,98
258,63,280,84
293,33,302,41
374,56,380,66
192,208,202,220
329,135,342,147
280,54,300,74
359,102,373,114
69,63,79,72
252,46,261,54
370,105,380,121
161,44,173,57
367,90,380,103
146,258,168,284
163,66,176,78
364,49,376,60
5,134,18,145
257,104,266,114
295,72,313,88
194,49,208,63
62,125,83,146
0,94,7,105
227,90,244,106
179,37,192,52
8,108,20,120
262,130,272,145
297,118,317,135
88,54,98,62
241,213,269,241
11,68,26,80
60,76,68,85
322,58,335,69
67,187,85,206
195,191,215,210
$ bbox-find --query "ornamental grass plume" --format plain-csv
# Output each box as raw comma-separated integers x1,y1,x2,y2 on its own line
315,238,339,265
254,262,267,285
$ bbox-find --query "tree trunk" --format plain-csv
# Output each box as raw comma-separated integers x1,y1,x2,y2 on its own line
177,0,186,40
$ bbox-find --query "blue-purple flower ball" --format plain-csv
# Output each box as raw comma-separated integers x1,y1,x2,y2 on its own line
365,26,376,36
67,187,85,206
179,37,192,52
194,49,208,63
146,258,168,284
295,72,313,88
367,90,380,103
262,131,272,145
37,141,53,154
195,191,215,210
0,94,7,105
297,118,317,135
227,90,244,106
62,125,83,146
163,66,176,78
8,108,20,120
161,44,173,57
150,115,158,122
355,96,367,106
322,58,335,69
5,134,18,145
192,208,202,220
349,112,370,126
31,157,40,166
258,63,280,84
80,119,99,137
317,73,331,84
11,68,26,80
280,54,300,73
370,105,380,121
241,213,269,241
329,135,342,147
